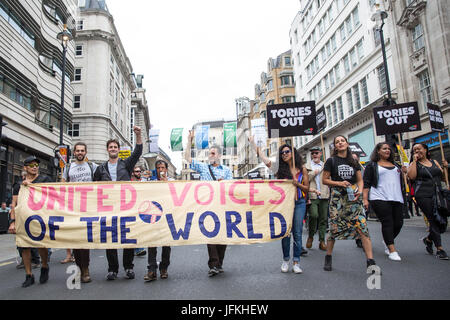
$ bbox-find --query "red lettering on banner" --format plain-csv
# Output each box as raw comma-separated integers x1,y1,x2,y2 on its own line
68,187,74,212
249,181,265,206
220,182,226,205
27,187,47,211
169,183,192,206
120,184,137,211
268,181,286,204
194,183,214,205
229,181,247,204
47,186,66,210
98,185,114,212
75,186,94,212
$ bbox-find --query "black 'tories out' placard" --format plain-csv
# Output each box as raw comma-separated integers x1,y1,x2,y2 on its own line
427,102,445,133
316,106,327,133
373,102,421,136
267,101,317,138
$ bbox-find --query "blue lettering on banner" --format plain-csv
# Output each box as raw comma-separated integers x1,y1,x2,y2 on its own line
198,211,220,238
225,211,244,238
100,216,118,243
269,212,287,239
48,216,64,240
120,217,137,244
25,215,46,241
166,213,194,240
80,217,99,242
246,211,263,239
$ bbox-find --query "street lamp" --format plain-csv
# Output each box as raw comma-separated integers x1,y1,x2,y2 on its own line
372,5,397,146
56,24,73,170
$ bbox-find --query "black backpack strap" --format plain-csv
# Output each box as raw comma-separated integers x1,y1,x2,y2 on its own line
208,165,217,181
87,162,94,181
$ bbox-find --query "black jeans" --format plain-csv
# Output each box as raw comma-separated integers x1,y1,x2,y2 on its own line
73,249,90,269
207,244,227,269
415,197,442,248
370,200,404,246
106,249,134,273
147,247,171,272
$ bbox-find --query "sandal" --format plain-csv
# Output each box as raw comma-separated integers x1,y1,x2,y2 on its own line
60,256,75,264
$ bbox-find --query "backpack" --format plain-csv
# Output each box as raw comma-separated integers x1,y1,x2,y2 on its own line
65,162,95,182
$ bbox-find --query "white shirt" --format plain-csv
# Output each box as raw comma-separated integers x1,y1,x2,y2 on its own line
369,165,404,203
311,161,323,199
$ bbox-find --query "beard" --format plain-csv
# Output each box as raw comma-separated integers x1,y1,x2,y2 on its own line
109,153,118,159
76,155,85,161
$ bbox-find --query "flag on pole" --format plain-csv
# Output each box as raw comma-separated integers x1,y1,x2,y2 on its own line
195,125,210,150
149,129,160,153
170,128,184,151
223,122,237,148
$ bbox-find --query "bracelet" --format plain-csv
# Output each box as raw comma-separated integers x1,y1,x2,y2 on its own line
9,219,15,225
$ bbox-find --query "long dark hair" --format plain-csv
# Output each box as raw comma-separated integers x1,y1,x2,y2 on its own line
370,142,395,164
411,143,431,163
276,144,303,179
332,135,359,169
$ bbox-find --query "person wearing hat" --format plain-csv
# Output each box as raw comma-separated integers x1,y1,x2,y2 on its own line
305,147,329,251
8,156,53,287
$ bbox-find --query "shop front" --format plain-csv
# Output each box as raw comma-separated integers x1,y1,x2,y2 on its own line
414,130,450,162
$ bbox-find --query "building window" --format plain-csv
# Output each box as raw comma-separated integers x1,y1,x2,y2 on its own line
332,101,337,124
412,23,425,52
267,79,273,91
74,68,82,81
345,16,353,35
68,123,80,137
75,45,83,56
350,48,357,68
281,76,293,86
284,56,291,66
76,20,84,31
334,63,341,82
110,74,114,96
73,95,81,109
357,39,364,61
352,6,360,27
418,70,433,111
326,105,332,127
346,89,354,115
360,77,369,106
353,83,361,110
340,24,346,43
377,65,387,95
0,2,36,48
337,97,344,121
343,55,350,75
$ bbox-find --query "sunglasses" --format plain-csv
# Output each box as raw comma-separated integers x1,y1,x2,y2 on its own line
134,170,141,173
311,152,321,155
27,163,39,168
281,150,291,155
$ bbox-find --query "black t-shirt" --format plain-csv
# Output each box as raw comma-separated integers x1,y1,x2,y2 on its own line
13,175,53,196
324,156,360,184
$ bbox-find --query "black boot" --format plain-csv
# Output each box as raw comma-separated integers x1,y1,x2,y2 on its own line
324,255,332,271
22,274,35,288
39,266,49,284
366,259,381,275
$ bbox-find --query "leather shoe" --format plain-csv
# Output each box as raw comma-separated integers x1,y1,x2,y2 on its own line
319,241,327,251
306,237,313,249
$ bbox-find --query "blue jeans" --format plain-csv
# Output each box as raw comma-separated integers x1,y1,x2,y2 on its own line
282,198,306,263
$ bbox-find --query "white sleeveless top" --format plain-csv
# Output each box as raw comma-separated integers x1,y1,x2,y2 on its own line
369,165,404,203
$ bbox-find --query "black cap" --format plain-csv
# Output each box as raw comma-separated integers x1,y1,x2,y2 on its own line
310,146,322,152
23,156,40,166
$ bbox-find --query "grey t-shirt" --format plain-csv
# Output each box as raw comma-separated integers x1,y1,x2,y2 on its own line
63,162,99,182
108,162,118,181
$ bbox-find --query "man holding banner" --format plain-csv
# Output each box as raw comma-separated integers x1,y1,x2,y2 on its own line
93,126,143,280
185,130,233,277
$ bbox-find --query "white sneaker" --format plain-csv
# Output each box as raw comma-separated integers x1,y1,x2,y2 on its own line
388,251,402,261
281,261,289,273
292,263,303,274
382,241,389,255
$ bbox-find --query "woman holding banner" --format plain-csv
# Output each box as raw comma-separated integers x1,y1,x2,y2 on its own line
407,143,449,260
362,143,407,262
322,136,379,273
250,137,309,274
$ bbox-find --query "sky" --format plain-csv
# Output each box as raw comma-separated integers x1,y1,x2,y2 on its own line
105,0,301,172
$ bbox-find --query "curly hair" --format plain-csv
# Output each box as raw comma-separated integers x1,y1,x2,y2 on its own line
370,142,395,164
276,144,303,179
332,135,359,169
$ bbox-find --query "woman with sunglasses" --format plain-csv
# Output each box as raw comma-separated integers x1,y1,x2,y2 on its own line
407,143,449,260
322,136,379,272
249,137,309,274
362,143,407,261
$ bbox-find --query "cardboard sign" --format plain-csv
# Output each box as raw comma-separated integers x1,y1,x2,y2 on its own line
119,147,131,160
251,118,268,147
316,106,327,133
149,129,160,153
427,103,445,133
267,102,317,138
373,102,421,135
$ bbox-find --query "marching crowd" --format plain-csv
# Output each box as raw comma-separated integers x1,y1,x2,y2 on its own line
4,126,449,288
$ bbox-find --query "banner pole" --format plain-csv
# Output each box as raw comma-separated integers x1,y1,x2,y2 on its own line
397,132,409,193
438,132,449,188
320,132,325,160
291,137,296,171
